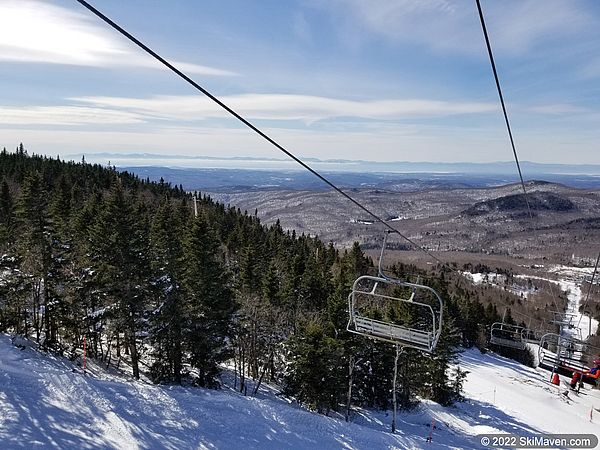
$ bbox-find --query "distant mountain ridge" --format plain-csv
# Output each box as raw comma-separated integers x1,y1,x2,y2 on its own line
66,152,600,175
120,165,600,192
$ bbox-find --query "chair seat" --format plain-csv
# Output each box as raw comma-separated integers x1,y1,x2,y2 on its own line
353,315,432,347
490,336,525,350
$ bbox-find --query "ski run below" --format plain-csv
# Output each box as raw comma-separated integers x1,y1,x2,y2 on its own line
1,333,599,450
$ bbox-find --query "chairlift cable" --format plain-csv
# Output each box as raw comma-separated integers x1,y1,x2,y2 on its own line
74,0,564,333
475,1,573,331
475,0,533,220
73,0,443,265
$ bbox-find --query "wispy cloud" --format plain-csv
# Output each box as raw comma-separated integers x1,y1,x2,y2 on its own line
315,0,593,56
71,93,497,123
0,0,237,76
5,119,599,165
7,92,586,130
527,104,591,115
0,105,145,126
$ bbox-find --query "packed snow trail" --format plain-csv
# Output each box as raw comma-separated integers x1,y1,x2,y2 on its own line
2,334,600,449
0,334,473,449
550,265,599,340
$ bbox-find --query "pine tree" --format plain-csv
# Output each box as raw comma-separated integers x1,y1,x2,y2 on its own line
88,180,150,379
284,319,345,414
149,200,186,383
261,261,280,306
15,171,52,343
181,214,236,387
0,179,14,247
424,314,463,406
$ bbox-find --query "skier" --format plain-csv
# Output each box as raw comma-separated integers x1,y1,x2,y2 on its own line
569,371,582,392
583,359,600,387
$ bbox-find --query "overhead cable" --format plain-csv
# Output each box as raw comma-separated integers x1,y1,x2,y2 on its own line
475,0,533,220
475,0,568,321
74,0,443,265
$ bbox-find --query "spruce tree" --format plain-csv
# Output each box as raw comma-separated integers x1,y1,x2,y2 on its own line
0,179,14,247
284,319,345,413
88,180,150,379
149,200,186,383
15,171,52,343
181,214,236,387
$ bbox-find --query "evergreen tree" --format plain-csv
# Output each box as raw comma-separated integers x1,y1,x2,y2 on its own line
15,171,52,343
88,180,150,379
0,179,14,247
181,214,236,387
149,200,186,383
284,319,345,413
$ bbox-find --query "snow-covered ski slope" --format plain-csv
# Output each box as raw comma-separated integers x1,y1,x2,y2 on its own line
1,334,599,450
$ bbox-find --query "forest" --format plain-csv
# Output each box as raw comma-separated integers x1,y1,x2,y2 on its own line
0,145,534,415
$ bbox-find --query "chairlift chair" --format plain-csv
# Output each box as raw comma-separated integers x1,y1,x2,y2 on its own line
537,333,599,375
347,275,443,352
521,320,556,344
489,322,526,350
346,232,444,353
520,327,543,344
549,311,577,327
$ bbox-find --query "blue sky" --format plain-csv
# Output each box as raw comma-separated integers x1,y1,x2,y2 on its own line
1,0,599,167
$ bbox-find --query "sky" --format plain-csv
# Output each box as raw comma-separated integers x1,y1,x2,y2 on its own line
1,0,599,168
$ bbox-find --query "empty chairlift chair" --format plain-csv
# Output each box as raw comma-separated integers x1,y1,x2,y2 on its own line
538,332,562,370
347,275,443,352
489,322,526,350
520,327,543,344
346,232,444,353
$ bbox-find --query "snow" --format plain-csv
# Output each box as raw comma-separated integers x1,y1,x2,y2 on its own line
2,264,599,448
462,272,536,300
2,334,600,450
550,266,600,340
463,265,600,336
461,350,600,436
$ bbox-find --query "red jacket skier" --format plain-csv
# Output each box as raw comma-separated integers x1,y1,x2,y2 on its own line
583,359,600,386
570,371,582,389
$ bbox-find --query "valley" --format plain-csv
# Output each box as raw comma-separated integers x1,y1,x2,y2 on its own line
207,180,600,263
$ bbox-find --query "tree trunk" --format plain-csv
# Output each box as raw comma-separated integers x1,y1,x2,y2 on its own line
345,355,355,422
253,350,273,395
392,345,401,433
129,329,139,379
42,275,50,346
105,337,112,369
239,345,246,394
33,281,41,343
173,338,182,384
127,309,140,379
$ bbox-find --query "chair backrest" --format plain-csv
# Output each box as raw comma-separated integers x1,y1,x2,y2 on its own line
490,322,525,350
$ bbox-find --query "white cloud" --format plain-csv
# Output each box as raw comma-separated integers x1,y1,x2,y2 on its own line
4,120,599,165
0,105,145,125
315,0,593,56
71,93,497,122
527,104,591,115
0,0,237,76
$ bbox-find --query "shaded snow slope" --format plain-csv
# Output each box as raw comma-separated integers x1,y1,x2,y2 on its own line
1,334,600,450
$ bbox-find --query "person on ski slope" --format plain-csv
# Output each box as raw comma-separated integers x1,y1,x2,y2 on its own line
583,359,600,387
569,371,582,392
